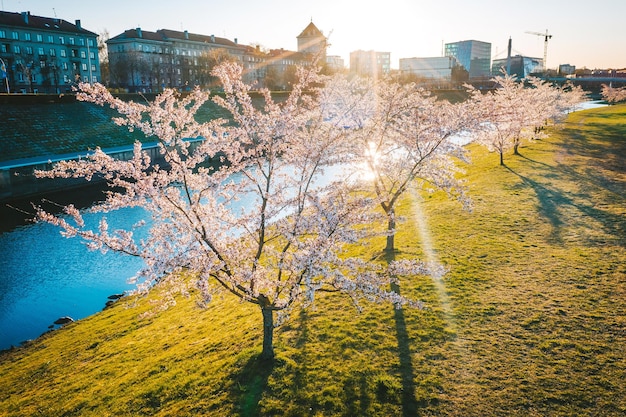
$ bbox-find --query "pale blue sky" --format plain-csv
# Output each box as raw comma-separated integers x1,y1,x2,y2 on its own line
3,0,625,70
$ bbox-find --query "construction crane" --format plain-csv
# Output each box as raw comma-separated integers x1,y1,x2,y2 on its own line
525,30,552,72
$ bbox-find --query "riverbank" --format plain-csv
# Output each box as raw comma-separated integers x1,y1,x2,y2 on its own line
0,104,624,416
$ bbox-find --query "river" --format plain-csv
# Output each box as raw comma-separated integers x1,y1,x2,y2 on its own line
0,202,146,350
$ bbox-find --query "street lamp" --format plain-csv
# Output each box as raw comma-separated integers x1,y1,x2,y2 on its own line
0,57,10,93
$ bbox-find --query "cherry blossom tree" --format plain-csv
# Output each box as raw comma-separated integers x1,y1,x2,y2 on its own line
601,84,626,104
321,76,474,253
470,74,529,165
524,79,587,147
35,63,438,360
472,74,586,165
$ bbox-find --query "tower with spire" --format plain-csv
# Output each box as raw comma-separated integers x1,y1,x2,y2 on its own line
296,21,327,62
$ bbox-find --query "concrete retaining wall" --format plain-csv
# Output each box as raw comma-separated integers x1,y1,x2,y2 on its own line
0,144,164,202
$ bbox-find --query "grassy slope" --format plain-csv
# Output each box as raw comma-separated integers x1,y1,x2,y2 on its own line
0,105,624,416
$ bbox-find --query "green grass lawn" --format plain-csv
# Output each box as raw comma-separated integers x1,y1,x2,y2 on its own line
0,104,624,416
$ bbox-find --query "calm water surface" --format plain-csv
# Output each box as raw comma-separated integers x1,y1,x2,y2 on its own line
0,206,146,350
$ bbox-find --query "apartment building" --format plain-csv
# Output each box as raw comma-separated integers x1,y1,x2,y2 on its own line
0,10,100,94
350,50,391,79
106,28,254,91
106,21,327,92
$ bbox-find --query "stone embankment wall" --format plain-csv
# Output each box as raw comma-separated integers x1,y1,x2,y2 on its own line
0,94,225,202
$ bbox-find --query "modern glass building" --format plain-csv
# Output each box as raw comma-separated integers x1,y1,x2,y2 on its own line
444,40,491,79
492,55,543,78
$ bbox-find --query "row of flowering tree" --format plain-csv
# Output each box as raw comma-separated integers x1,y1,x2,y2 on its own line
471,73,587,165
319,76,475,252
601,84,626,104
34,63,585,359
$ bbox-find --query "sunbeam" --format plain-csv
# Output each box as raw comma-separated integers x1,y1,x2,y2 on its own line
409,188,456,325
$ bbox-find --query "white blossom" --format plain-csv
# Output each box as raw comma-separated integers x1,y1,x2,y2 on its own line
34,63,451,359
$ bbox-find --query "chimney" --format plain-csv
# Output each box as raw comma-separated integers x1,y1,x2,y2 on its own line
211,34,215,43
184,30,189,39
234,38,238,45
75,19,81,30
136,27,142,38
22,11,30,24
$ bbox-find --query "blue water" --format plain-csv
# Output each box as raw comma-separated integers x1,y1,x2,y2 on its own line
0,206,147,350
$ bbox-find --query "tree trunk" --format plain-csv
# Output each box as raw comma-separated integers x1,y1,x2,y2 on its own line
385,208,396,253
260,306,275,360
499,150,504,166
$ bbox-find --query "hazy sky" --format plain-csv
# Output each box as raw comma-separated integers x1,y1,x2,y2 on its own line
4,0,625,70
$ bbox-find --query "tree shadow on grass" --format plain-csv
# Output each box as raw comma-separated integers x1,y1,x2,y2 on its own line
384,249,420,417
505,164,626,247
230,353,275,417
505,165,566,243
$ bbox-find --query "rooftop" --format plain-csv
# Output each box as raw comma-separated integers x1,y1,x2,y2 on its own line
0,10,96,36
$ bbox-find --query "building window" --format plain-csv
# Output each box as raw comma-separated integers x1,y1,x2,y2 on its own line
40,60,46,68
50,48,56,57
0,30,5,38
0,44,7,53
89,51,95,60
81,50,86,59
82,63,87,71
25,46,33,55
59,36,65,45
60,49,66,57
88,39,94,47
38,47,45,55
79,38,85,46
24,33,31,41
13,45,21,54
47,35,54,43
36,34,43,42
69,37,75,45
62,62,68,70
12,31,18,40
91,64,96,72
